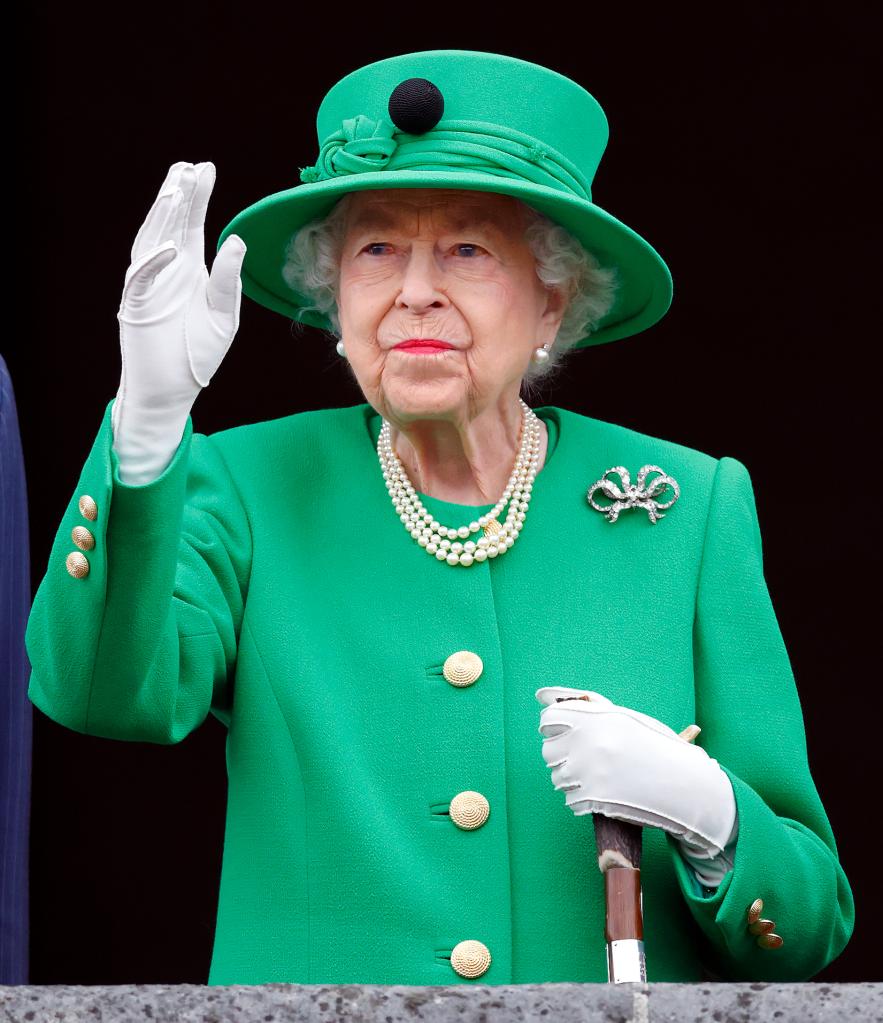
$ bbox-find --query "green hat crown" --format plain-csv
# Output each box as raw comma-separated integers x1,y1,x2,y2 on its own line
218,49,672,348
299,52,608,203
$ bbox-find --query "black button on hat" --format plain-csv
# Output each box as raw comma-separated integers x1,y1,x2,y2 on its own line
388,78,445,135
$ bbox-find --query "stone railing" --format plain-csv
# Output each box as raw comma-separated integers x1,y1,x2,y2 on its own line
1,982,880,1021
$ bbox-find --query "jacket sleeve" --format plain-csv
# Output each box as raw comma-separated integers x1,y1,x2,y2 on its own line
25,397,252,744
668,455,854,980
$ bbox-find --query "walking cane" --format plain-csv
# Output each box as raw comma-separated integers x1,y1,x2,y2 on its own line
554,695,701,983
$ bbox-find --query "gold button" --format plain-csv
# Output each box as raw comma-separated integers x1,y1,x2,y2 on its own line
65,552,90,578
450,939,491,978
747,898,764,925
749,919,776,936
78,495,98,521
443,651,483,687
757,933,784,950
71,525,95,551
449,791,490,830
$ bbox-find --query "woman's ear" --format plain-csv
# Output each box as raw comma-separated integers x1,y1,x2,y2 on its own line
540,283,569,342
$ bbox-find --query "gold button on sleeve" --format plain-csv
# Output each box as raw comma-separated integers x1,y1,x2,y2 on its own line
65,552,90,578
71,525,95,551
450,939,491,978
78,495,98,521
749,919,776,936
449,791,490,830
747,898,764,925
442,651,483,687
757,933,784,950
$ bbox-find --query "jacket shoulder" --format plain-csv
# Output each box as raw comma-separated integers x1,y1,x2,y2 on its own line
199,403,371,462
552,406,725,481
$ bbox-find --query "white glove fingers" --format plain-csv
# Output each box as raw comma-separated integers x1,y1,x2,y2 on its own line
164,164,200,254
539,706,576,749
547,698,684,743
206,234,247,323
549,757,578,788
120,241,178,306
181,162,216,255
541,738,569,765
130,162,188,263
538,721,571,740
156,160,190,196
538,697,605,732
131,188,184,264
540,727,575,768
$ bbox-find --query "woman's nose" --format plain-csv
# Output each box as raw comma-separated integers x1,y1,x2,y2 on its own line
395,248,448,314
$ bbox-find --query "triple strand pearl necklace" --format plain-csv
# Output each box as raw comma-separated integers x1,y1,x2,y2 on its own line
377,399,542,567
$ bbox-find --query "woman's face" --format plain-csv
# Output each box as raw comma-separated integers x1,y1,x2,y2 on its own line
336,188,566,425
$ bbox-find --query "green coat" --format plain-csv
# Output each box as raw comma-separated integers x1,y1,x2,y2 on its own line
25,396,854,985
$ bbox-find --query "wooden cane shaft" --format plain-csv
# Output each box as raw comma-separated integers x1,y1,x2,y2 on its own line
604,867,644,941
594,815,644,942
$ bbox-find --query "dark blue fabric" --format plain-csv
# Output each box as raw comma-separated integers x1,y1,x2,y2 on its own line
0,353,31,983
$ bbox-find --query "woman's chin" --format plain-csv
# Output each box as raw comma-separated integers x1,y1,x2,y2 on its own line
379,378,469,420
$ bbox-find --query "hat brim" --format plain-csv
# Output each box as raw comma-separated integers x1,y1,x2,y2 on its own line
216,169,673,349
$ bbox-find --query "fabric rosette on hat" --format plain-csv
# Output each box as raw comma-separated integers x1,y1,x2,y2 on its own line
217,49,673,349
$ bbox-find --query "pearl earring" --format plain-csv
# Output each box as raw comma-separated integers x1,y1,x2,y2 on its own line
531,342,551,364
336,340,347,358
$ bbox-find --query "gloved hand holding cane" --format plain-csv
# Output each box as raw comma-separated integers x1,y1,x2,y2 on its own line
536,686,739,981
112,161,247,485
536,686,737,858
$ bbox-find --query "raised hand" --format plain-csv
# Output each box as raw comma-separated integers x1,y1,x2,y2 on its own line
112,162,247,484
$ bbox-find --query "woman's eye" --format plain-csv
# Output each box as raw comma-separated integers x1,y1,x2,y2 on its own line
453,243,485,257
363,242,393,256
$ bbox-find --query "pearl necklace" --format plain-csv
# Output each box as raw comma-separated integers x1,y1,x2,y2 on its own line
377,399,542,566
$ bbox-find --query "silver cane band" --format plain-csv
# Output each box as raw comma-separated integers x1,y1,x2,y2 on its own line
607,939,647,983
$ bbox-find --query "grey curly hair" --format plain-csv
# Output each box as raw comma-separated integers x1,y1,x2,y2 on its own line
281,192,620,395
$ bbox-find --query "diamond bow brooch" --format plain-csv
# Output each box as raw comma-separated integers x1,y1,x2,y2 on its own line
587,465,680,524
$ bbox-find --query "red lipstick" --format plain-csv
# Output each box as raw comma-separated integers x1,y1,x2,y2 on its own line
393,339,456,352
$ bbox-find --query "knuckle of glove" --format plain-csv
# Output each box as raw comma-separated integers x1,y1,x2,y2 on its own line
540,729,571,767
550,761,581,793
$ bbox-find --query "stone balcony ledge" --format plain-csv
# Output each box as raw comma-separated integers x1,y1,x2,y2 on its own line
1,981,880,1022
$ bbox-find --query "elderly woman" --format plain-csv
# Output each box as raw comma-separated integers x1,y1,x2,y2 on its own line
25,50,853,986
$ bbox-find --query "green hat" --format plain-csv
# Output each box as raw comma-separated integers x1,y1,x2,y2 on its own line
217,49,673,348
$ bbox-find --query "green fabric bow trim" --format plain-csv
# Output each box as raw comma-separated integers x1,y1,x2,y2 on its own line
300,115,398,183
298,115,593,200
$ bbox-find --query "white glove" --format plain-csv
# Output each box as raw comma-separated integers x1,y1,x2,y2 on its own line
536,686,738,863
111,161,247,485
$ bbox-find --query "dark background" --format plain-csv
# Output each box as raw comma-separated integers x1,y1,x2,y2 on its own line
11,3,878,984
